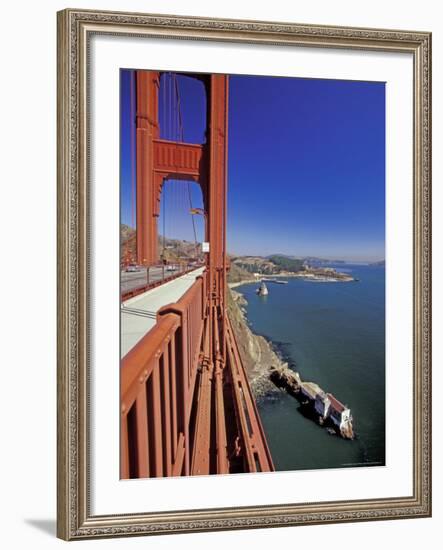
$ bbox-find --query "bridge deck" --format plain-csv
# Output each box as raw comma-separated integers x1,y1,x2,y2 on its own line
121,267,205,358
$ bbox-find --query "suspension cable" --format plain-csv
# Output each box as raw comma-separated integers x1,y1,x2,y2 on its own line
173,74,198,255
130,70,136,232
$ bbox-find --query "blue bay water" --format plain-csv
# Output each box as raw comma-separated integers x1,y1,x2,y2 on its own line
236,265,385,472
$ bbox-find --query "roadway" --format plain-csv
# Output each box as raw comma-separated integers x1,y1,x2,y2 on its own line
121,265,184,294
121,267,205,358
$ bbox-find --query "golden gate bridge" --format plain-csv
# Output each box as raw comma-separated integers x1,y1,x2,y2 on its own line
120,70,274,478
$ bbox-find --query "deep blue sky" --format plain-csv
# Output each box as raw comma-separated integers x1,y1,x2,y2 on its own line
121,71,385,261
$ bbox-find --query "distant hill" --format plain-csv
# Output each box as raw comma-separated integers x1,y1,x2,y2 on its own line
265,253,294,259
302,256,346,266
121,223,135,243
121,224,201,263
120,228,360,279
370,259,386,267
264,254,347,264
228,254,304,282
267,254,304,272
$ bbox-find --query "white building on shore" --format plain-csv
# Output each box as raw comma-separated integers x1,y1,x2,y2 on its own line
299,381,352,435
326,393,352,431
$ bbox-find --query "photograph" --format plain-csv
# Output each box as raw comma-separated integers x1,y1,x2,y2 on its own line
55,7,431,539
1,0,438,545
119,69,386,478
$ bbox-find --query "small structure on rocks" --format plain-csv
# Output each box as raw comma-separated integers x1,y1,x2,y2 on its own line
269,366,354,439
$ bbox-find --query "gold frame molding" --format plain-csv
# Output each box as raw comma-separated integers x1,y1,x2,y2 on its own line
57,8,432,540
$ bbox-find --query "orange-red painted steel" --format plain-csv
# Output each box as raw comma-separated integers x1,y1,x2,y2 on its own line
121,71,274,479
120,276,274,478
135,71,160,266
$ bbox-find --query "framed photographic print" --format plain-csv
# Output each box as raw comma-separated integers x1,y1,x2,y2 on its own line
57,8,432,540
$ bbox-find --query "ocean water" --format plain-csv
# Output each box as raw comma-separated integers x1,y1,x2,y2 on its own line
236,265,385,472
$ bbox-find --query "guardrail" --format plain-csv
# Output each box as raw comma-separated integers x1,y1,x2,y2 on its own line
121,263,204,302
225,316,275,473
120,277,204,479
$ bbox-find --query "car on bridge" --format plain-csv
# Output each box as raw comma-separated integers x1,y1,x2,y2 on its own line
125,264,140,272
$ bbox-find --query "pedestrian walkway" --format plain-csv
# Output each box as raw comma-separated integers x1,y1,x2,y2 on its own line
121,267,205,357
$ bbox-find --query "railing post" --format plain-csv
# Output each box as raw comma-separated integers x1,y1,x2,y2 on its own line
121,314,179,479
158,278,204,476
135,386,150,478
158,304,190,475
120,415,130,479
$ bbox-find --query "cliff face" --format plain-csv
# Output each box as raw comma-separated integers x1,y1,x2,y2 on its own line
227,288,286,398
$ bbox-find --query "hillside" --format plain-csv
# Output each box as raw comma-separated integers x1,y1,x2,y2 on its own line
120,223,135,243
229,254,304,281
121,224,201,263
302,256,346,266
121,225,350,285
227,262,254,284
267,254,304,272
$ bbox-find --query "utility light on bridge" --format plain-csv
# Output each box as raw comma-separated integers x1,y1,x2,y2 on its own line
190,208,208,254
189,207,205,217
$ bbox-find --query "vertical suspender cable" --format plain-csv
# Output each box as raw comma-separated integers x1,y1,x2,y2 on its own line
130,70,136,233
174,74,198,256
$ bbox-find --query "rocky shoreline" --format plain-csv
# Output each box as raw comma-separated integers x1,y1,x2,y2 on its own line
227,288,291,398
227,287,355,440
228,279,257,290
269,366,354,439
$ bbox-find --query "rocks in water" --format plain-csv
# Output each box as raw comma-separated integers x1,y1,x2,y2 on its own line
269,367,355,440
270,366,301,397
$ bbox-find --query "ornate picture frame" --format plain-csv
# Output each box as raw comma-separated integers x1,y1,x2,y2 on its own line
57,8,431,540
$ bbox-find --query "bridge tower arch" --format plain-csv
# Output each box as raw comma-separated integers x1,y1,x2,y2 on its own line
135,69,228,356
135,71,227,283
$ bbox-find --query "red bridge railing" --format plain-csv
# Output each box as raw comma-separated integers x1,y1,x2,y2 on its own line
225,316,274,472
121,263,203,302
120,274,274,478
120,277,204,479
